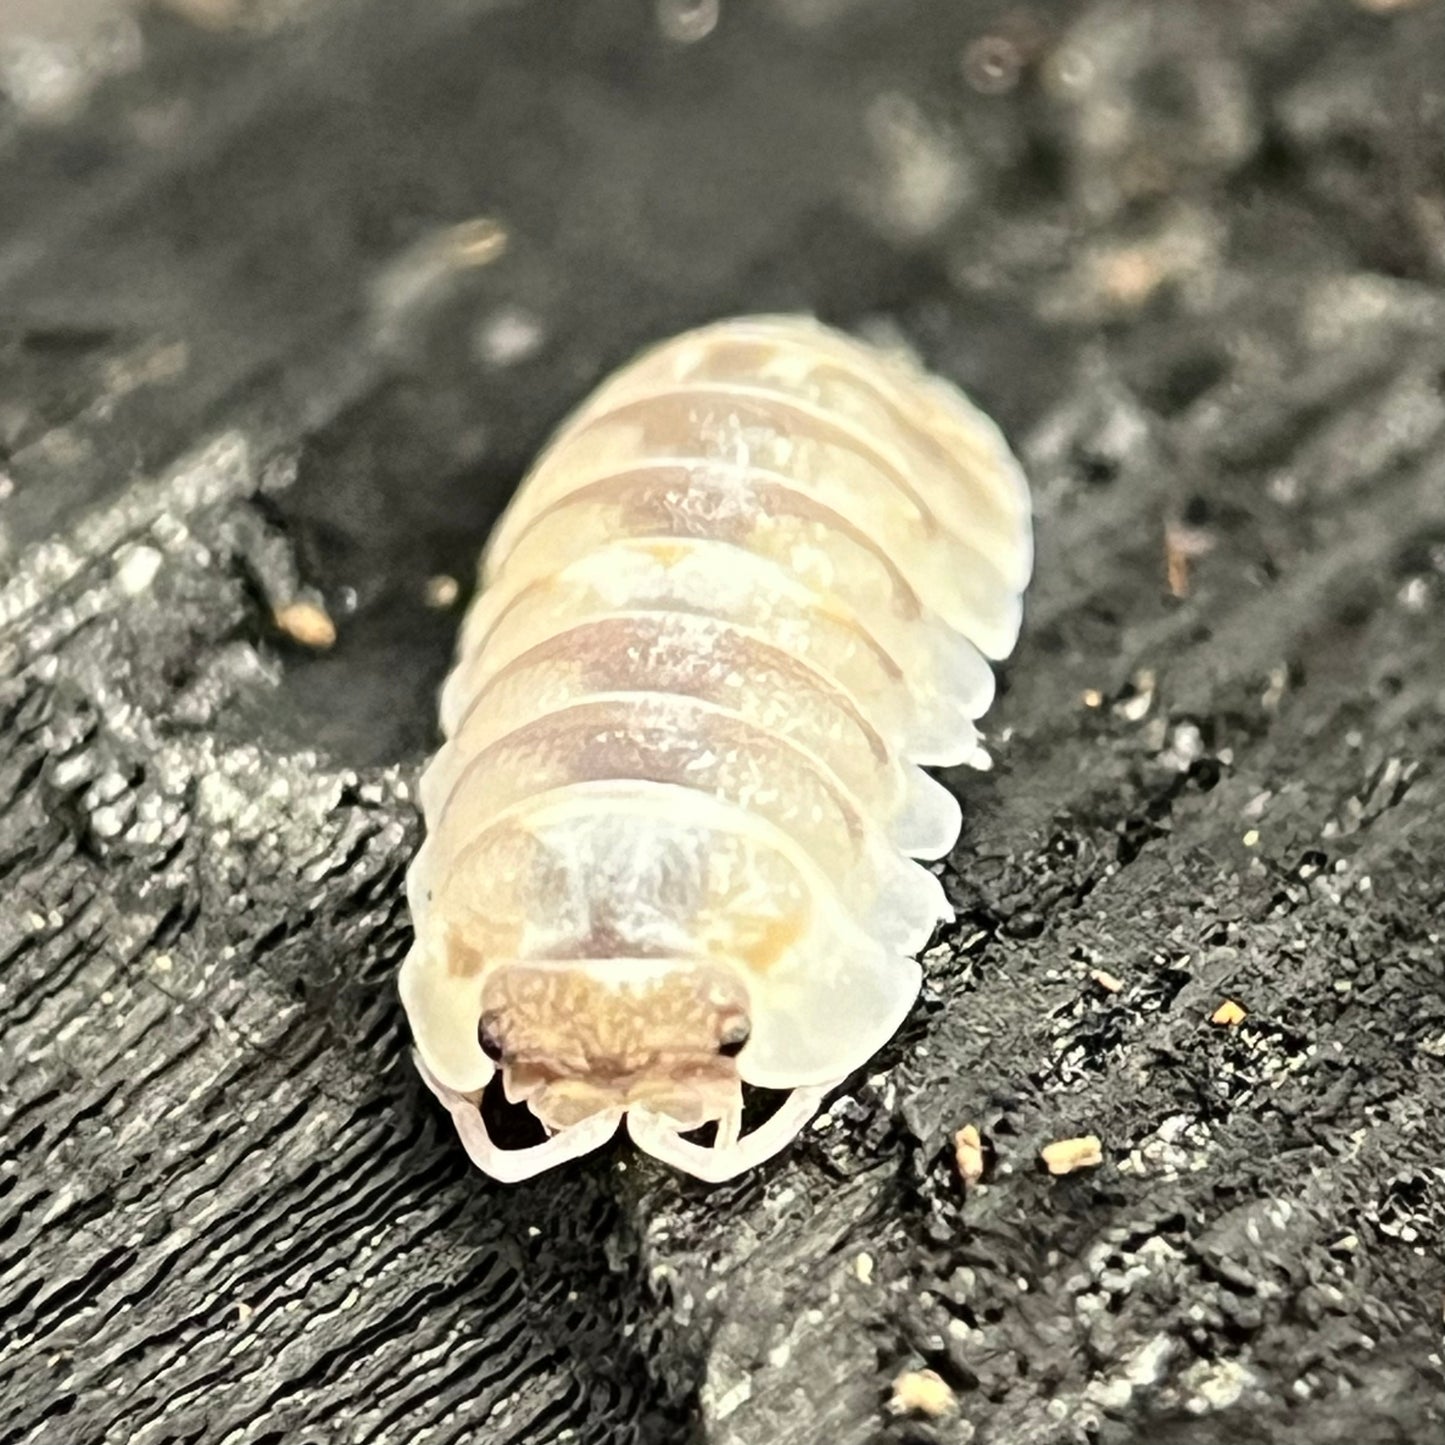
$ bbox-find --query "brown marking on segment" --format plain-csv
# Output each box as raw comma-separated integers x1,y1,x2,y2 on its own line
444,928,490,980
658,327,1024,529
730,908,809,976
452,611,892,764
433,696,869,858
456,539,906,693
638,539,691,567
551,385,943,535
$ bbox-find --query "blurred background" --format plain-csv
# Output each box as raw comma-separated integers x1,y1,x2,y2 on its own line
3,3,1445,1444
3,0,1439,770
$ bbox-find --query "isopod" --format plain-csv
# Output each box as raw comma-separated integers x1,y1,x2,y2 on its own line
400,315,1032,1182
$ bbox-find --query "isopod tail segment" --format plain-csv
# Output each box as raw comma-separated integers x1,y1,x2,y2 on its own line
413,1051,840,1184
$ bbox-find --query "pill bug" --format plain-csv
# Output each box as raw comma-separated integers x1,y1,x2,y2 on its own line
401,315,1032,1182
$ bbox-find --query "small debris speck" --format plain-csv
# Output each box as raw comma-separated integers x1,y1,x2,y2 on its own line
474,307,546,368
424,574,461,609
1210,999,1247,1027
889,1368,957,1418
1165,520,1215,598
115,544,164,595
1242,828,1260,847
656,0,719,44
1400,577,1430,612
274,601,337,649
1262,666,1289,712
1114,670,1155,722
440,217,510,267
1041,1135,1103,1176
961,35,1022,95
1090,968,1124,993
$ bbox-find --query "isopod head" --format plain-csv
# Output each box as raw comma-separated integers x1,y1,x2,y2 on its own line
481,959,750,1130
401,945,841,1182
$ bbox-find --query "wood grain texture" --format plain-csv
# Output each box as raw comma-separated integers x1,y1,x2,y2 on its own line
3,1,1445,1442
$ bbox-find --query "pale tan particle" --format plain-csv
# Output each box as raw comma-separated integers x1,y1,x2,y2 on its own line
1081,688,1103,708
954,1124,986,1186
475,307,546,368
1090,969,1124,994
889,1368,957,1418
961,35,1022,96
1165,520,1216,599
115,544,163,595
440,217,510,268
1261,666,1288,712
1242,829,1260,848
1210,999,1247,1027
424,574,461,609
1161,543,1184,601
1114,669,1155,722
370,217,510,344
274,601,337,649
1099,247,1165,308
656,0,720,43
1041,1134,1103,1176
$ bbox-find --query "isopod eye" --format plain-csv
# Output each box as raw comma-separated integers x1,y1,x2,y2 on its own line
478,1014,506,1063
717,1018,751,1058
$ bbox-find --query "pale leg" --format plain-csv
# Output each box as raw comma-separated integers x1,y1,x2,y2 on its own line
415,1050,621,1184
627,1079,842,1183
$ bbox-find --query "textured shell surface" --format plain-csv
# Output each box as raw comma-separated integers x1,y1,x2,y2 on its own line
401,315,1032,1183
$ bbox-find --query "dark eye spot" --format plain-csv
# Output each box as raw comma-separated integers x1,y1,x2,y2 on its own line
718,1019,751,1057
478,1015,505,1063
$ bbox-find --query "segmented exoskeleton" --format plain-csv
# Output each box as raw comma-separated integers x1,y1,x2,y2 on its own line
402,315,1032,1182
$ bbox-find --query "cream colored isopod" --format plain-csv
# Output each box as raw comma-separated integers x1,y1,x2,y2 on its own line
401,315,1032,1183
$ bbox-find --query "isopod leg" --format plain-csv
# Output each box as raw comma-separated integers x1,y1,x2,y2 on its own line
414,1050,622,1183
627,1079,841,1183
714,1101,743,1153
